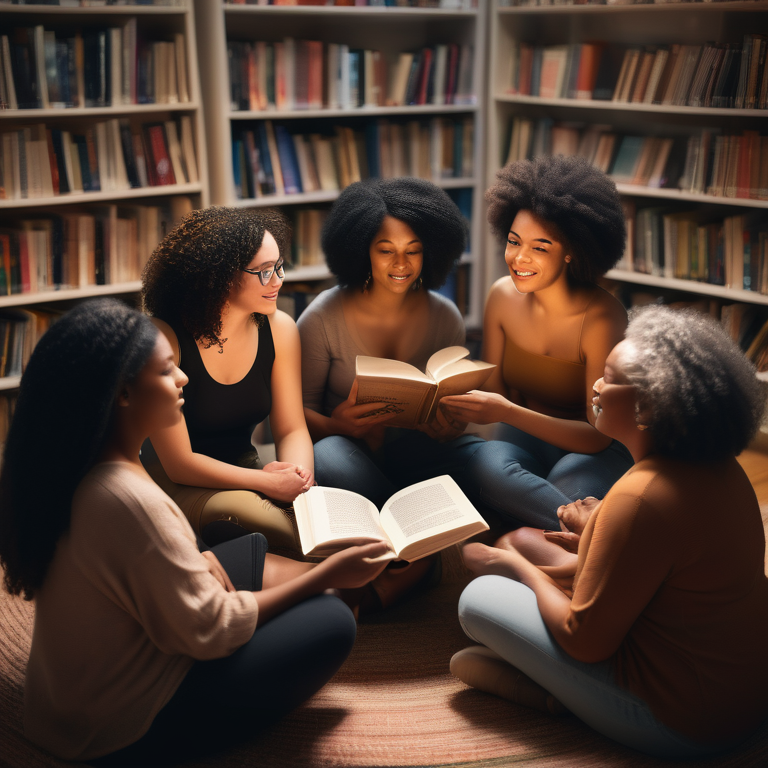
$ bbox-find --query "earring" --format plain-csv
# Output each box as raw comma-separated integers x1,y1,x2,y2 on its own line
636,423,649,431
411,276,423,292
363,272,372,292
564,255,572,263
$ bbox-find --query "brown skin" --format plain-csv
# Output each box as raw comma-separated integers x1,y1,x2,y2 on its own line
303,215,464,448
440,210,627,454
149,231,315,503
104,334,389,628
460,341,655,658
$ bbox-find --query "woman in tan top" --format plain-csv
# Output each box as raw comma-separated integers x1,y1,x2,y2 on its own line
451,306,768,757
441,156,633,530
0,299,388,763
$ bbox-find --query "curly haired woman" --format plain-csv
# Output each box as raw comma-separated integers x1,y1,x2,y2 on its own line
453,306,768,758
441,155,634,530
297,177,485,509
141,207,312,549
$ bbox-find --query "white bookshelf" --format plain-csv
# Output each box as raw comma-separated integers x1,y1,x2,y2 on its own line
194,0,487,326
0,0,209,392
485,0,768,306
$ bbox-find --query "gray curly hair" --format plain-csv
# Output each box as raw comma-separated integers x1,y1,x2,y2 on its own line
621,305,766,461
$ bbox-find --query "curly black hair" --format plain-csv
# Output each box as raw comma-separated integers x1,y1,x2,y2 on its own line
0,299,158,599
321,177,467,290
486,155,626,284
142,206,291,348
622,305,767,461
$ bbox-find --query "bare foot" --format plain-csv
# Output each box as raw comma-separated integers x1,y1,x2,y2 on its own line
461,542,526,578
556,497,600,535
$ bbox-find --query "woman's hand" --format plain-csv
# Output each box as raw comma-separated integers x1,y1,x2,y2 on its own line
418,405,467,442
259,463,311,501
461,541,530,581
440,390,512,426
557,496,600,535
541,530,581,554
200,551,235,592
318,541,393,589
329,380,397,439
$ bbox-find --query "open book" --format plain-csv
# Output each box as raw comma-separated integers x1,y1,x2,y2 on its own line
293,475,488,561
354,346,495,429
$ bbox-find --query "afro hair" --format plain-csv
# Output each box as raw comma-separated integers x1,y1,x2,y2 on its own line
622,305,767,461
321,177,467,290
486,155,626,284
142,206,291,349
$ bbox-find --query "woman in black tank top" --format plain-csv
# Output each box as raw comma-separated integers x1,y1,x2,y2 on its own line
140,208,314,549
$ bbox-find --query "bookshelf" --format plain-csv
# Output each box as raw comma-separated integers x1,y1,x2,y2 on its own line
0,0,209,400
486,0,768,396
194,0,487,327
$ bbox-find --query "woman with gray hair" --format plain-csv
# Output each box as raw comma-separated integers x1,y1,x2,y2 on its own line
451,305,768,758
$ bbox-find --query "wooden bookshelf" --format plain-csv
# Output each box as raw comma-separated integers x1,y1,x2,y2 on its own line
0,0,209,394
194,0,487,326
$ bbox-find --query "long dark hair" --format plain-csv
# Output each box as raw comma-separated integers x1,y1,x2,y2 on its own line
0,299,158,599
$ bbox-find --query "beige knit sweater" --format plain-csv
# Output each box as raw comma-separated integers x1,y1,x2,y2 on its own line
24,462,259,761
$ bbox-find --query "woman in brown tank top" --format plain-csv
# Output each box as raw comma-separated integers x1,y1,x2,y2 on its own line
441,156,633,530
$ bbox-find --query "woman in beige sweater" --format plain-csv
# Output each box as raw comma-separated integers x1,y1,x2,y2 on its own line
0,299,388,764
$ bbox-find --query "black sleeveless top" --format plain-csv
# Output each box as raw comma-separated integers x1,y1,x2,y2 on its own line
173,321,274,466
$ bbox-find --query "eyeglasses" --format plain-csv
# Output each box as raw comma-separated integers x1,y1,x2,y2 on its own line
242,260,285,285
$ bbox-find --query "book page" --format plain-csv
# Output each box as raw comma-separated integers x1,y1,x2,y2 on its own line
425,346,470,379
380,475,487,555
424,361,495,422
355,377,434,428
295,486,388,556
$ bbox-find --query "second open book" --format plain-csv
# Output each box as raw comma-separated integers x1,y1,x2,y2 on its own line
293,475,489,562
354,345,495,429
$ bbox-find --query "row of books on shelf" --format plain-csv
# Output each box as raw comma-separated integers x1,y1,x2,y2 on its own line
499,0,759,6
505,118,768,201
228,40,475,112
225,1,476,7
0,307,60,382
233,116,473,198
0,22,189,111
0,2,182,8
0,116,198,200
0,195,192,295
508,35,768,110
618,203,768,295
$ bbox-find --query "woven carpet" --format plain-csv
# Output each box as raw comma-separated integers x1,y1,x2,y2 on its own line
2,519,768,768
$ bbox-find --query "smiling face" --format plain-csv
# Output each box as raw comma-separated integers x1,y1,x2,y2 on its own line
592,340,643,443
368,216,424,295
504,210,571,293
229,230,284,315
123,333,188,436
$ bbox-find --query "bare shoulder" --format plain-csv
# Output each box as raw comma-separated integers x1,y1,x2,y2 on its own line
486,276,522,313
150,317,180,361
267,309,300,345
581,287,628,350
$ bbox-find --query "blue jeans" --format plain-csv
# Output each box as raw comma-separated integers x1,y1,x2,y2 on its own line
458,424,633,529
314,430,487,509
458,576,735,759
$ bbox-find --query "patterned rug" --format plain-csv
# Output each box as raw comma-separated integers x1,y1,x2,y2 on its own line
2,533,767,768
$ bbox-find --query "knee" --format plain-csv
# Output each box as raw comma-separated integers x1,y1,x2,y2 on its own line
304,595,357,660
494,527,538,551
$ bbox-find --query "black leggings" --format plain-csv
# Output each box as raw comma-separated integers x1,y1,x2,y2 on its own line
93,535,356,766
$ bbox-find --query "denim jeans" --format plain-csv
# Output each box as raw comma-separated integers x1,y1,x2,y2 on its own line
458,575,735,759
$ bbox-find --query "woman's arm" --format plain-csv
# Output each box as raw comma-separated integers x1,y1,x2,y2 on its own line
147,320,307,502
267,311,315,482
479,280,516,398
441,289,625,454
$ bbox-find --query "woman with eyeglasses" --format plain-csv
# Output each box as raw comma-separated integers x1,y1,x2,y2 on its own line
141,207,313,549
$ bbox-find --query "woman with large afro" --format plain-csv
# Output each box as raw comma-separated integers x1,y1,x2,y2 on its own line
141,207,313,549
297,177,487,606
441,155,634,530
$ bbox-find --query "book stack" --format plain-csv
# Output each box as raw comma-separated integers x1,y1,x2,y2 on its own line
227,39,475,111
0,196,192,295
0,117,198,200
232,116,474,200
0,21,190,111
505,35,768,109
503,117,768,201
621,206,768,295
